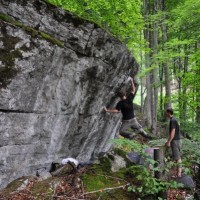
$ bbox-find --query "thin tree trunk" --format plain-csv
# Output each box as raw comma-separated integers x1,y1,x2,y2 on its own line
196,86,200,123
159,62,164,119
140,30,144,112
182,46,188,122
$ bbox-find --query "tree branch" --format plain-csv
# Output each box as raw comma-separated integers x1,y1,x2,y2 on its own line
79,184,129,197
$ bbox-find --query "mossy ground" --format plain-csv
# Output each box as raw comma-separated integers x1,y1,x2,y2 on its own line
31,177,59,199
0,176,60,199
0,176,28,197
81,157,133,200
0,158,132,199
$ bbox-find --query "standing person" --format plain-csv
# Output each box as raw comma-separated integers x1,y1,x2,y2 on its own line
165,108,182,178
104,77,152,140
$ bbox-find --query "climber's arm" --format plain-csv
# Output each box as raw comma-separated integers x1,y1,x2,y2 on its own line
104,107,120,113
130,78,136,94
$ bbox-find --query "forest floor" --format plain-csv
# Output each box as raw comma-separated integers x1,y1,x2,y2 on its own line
0,109,197,200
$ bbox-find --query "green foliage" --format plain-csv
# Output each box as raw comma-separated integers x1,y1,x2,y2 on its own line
155,2,200,124
148,138,166,147
112,138,183,196
98,156,112,173
168,0,200,39
112,138,148,153
45,0,144,51
181,121,200,140
149,137,200,175
127,165,182,196
128,166,159,194
181,138,200,165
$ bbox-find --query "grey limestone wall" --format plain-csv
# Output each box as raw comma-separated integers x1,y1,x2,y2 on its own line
0,0,138,188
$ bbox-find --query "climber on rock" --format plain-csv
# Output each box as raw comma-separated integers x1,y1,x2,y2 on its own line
104,77,152,140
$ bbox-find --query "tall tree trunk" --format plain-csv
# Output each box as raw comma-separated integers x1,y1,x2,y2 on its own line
145,41,152,128
177,45,183,123
143,0,152,128
151,0,159,134
161,0,171,112
195,42,200,123
143,0,159,133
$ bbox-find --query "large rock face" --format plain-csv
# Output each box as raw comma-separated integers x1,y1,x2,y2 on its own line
0,0,138,188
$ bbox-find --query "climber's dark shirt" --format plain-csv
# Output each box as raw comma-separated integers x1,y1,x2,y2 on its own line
116,93,135,120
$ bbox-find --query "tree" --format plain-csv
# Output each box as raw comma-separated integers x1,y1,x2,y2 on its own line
167,0,200,125
161,0,171,112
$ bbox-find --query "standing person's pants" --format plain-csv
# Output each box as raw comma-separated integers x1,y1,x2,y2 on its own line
119,117,149,139
171,140,181,161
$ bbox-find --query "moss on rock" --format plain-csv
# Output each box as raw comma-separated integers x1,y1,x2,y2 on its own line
0,25,22,88
0,12,64,47
0,13,10,22
39,31,64,47
0,67,18,88
0,12,64,88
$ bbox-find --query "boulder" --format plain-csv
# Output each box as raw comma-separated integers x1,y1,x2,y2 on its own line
173,174,196,189
0,0,138,188
110,155,126,172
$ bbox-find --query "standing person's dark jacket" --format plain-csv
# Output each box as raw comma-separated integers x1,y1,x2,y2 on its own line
169,117,180,140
